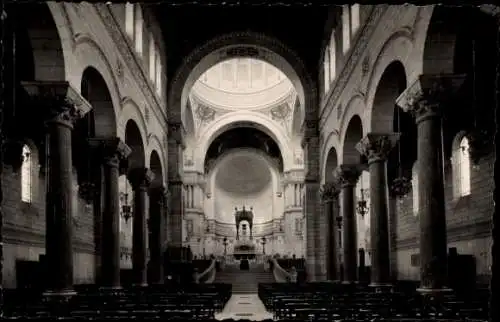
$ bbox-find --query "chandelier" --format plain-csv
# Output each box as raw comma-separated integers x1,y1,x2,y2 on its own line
390,104,412,198
120,181,132,222
356,187,369,218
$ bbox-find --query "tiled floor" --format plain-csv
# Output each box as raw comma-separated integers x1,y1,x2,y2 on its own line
214,294,274,321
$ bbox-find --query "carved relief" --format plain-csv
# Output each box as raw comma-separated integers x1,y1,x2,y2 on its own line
337,104,343,121
116,58,124,80
196,104,216,123
270,103,290,120
361,55,370,77
226,46,260,58
144,107,150,123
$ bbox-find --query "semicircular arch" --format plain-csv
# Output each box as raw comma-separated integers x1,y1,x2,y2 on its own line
168,31,315,130
118,97,148,152
195,111,292,172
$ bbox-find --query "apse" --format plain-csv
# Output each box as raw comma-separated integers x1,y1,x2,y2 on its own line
212,150,277,224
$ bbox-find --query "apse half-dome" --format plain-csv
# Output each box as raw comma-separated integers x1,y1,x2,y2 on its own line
215,154,272,195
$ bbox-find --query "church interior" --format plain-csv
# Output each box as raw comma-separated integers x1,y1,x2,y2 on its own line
1,3,498,322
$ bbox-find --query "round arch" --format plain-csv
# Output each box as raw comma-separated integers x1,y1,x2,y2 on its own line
147,134,167,187
364,31,413,132
124,119,146,170
321,129,340,183
324,147,339,184
149,150,164,188
18,3,68,82
368,61,407,133
195,111,292,172
118,97,148,151
168,31,315,129
342,115,364,165
72,33,122,131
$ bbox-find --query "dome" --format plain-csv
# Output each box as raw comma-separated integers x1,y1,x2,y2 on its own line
192,58,294,110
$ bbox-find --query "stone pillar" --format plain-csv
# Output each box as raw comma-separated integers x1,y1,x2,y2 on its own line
396,74,465,293
128,168,154,287
356,133,399,288
90,138,131,290
149,185,167,285
22,81,92,297
321,182,340,281
167,122,185,247
335,164,362,284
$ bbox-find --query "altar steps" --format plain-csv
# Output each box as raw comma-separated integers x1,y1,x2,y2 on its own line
215,263,275,294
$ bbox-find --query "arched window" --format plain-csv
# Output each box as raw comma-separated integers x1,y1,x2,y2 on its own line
329,31,336,80
155,48,162,97
412,162,419,216
323,46,330,93
350,4,360,36
134,6,143,55
149,33,156,83
342,5,351,53
452,135,471,198
21,144,32,203
125,3,135,39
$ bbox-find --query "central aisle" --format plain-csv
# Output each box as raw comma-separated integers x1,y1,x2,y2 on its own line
214,294,274,321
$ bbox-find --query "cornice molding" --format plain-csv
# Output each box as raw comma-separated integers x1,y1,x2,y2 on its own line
92,4,168,133
319,6,388,130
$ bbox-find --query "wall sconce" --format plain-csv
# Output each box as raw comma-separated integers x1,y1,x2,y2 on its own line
206,192,211,199
277,192,282,197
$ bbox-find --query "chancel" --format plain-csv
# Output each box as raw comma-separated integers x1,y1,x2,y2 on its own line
1,2,497,322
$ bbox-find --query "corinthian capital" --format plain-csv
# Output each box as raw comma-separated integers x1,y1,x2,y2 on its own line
334,164,362,187
21,81,92,127
395,74,465,122
320,181,341,201
356,133,400,164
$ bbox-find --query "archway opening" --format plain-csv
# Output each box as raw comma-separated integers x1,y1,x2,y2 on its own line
125,120,146,171
342,115,364,165
324,147,338,183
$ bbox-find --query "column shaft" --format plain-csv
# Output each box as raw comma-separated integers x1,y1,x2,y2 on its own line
369,160,391,286
149,187,166,284
335,164,362,284
129,168,154,287
325,199,337,280
93,138,131,289
45,120,75,295
417,113,448,290
341,184,357,283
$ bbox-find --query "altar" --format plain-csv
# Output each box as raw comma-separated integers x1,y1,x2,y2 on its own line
232,206,257,260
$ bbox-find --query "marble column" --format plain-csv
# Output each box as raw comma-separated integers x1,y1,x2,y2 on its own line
321,181,340,281
167,122,185,247
22,81,92,297
396,74,465,293
356,133,399,288
149,185,167,285
90,138,131,290
128,167,154,287
335,164,362,284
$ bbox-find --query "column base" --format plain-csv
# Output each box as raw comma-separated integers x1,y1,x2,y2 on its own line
42,289,77,302
99,286,124,295
132,283,148,288
369,283,393,292
341,281,358,285
417,287,453,294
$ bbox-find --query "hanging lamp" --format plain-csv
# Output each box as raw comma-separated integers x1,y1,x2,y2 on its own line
390,106,412,198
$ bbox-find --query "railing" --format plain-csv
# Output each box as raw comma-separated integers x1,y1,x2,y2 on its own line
271,258,292,283
196,258,217,284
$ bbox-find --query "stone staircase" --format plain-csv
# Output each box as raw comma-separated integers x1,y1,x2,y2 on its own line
214,262,275,293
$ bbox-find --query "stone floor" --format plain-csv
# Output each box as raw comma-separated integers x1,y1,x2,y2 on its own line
214,294,274,321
